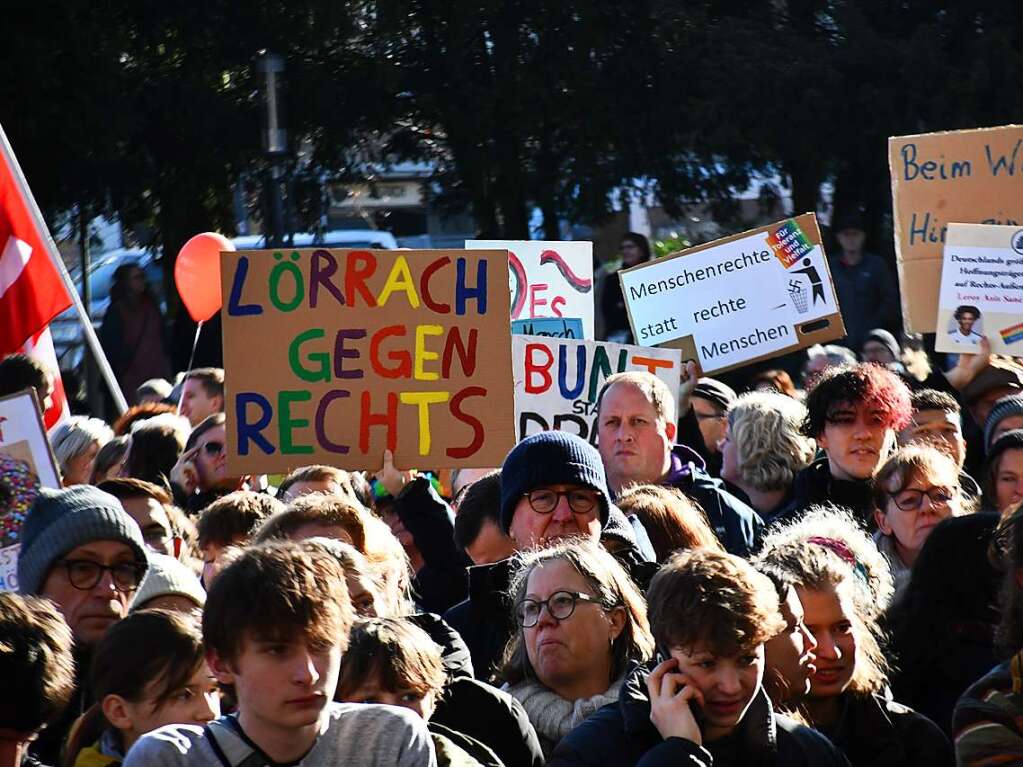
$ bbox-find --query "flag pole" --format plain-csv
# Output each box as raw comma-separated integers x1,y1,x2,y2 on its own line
0,123,128,415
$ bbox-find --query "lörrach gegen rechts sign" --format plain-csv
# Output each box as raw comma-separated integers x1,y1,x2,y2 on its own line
220,248,516,474
618,214,844,374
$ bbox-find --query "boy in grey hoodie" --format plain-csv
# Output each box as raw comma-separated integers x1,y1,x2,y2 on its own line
124,541,435,767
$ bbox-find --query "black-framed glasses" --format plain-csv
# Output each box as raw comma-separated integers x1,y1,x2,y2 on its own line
523,489,600,514
890,486,957,511
201,441,225,457
57,560,146,592
514,590,604,628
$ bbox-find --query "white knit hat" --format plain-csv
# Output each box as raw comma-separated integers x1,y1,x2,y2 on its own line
130,553,205,611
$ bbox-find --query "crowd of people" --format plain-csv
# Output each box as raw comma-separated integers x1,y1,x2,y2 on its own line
4,231,1023,767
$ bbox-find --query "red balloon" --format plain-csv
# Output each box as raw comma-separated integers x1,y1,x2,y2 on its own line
174,232,235,322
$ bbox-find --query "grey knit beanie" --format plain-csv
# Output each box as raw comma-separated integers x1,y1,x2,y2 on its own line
17,486,149,595
131,552,205,611
985,394,1023,451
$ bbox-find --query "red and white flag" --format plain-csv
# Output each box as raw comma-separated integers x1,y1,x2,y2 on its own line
0,123,73,427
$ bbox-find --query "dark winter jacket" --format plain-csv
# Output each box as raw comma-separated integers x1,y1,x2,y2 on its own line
444,557,516,682
656,445,764,556
953,649,1023,766
549,663,848,767
770,458,874,527
890,624,995,736
408,612,475,681
410,612,544,767
393,476,471,614
434,677,545,767
817,692,953,767
828,252,899,352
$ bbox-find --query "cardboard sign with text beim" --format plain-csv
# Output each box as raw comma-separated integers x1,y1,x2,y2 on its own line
935,223,1023,355
221,249,516,474
889,125,1023,333
618,214,844,375
512,335,682,444
0,389,61,488
467,240,595,340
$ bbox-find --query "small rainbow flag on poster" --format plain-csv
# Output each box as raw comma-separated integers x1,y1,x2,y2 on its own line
768,220,814,268
1001,321,1023,346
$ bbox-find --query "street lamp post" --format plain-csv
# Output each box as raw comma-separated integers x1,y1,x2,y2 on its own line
256,51,287,247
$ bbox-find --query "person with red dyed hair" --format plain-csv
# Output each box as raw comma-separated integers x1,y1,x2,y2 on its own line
774,364,912,526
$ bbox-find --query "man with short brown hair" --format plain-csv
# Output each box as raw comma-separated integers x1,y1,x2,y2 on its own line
125,541,435,766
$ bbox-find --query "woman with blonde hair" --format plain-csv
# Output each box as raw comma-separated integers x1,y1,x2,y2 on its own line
719,391,816,521
501,540,654,757
756,506,952,766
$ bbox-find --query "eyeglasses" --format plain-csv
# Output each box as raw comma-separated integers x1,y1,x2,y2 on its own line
890,486,957,511
522,489,600,514
514,590,604,628
201,441,225,457
57,560,146,592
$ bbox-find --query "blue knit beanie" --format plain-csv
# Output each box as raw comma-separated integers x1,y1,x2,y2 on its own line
985,395,1023,451
17,486,149,596
499,431,611,532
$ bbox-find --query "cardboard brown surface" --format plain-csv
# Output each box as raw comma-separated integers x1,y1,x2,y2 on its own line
619,214,845,374
220,249,516,474
889,124,1023,332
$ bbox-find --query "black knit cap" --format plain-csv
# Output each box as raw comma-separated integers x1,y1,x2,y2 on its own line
499,431,611,532
988,429,1023,468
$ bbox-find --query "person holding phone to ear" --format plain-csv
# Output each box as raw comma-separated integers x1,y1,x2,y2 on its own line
549,549,848,767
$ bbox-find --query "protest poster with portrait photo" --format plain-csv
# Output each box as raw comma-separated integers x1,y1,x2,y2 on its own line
935,223,1023,355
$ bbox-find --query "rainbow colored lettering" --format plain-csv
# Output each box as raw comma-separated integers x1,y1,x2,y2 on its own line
768,220,814,269
1000,321,1023,346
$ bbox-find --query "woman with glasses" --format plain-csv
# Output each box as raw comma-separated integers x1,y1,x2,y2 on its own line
499,540,654,757
872,445,974,605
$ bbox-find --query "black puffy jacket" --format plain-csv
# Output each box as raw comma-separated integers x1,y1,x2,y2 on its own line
550,663,849,767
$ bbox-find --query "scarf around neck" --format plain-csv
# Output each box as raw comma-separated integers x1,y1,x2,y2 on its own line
506,675,624,753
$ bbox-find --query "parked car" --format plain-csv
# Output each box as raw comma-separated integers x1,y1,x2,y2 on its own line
231,228,398,250
50,248,166,376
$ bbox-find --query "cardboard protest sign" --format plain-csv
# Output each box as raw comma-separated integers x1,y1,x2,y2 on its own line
511,317,585,338
618,214,844,374
221,249,515,474
0,545,19,592
889,125,1023,332
513,335,682,443
467,240,595,339
0,389,60,488
935,223,1023,355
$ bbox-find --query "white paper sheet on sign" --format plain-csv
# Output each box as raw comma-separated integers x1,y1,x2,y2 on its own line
467,240,595,340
